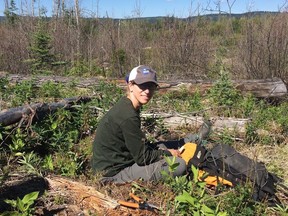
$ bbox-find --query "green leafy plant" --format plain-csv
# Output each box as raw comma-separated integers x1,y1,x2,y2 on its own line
38,81,63,98
216,128,234,146
161,159,226,215
216,184,265,216
245,101,288,145
41,154,54,172
30,108,80,154
9,128,26,154
161,156,180,178
0,76,9,91
69,59,90,76
18,152,41,175
141,115,169,143
236,94,257,118
175,166,227,216
54,151,86,177
91,81,124,110
271,204,288,215
160,156,190,195
3,191,39,216
152,87,203,113
208,69,240,115
9,80,36,106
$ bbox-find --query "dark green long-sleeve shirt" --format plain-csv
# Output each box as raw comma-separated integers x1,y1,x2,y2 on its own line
92,96,170,177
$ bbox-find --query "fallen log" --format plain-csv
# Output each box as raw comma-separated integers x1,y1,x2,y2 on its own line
0,97,249,136
159,77,287,98
142,113,249,137
1,73,287,99
0,96,92,127
46,176,118,214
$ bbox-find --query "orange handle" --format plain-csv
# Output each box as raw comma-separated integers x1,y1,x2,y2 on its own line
118,200,139,209
129,193,142,202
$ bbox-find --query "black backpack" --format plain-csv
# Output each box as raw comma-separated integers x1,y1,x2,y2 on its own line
187,143,282,206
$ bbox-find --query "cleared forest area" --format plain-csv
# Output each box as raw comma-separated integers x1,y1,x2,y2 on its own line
0,3,288,82
1,1,288,215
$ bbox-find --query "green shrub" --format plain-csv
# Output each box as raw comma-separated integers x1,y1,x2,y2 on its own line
38,81,63,98
150,87,203,113
217,184,266,216
174,166,227,215
208,69,240,115
3,191,39,216
9,80,36,106
54,151,86,177
245,101,288,145
90,81,124,110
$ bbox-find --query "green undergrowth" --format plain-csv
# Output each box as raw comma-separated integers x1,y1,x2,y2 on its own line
0,73,287,215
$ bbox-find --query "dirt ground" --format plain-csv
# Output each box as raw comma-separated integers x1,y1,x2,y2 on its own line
1,136,287,215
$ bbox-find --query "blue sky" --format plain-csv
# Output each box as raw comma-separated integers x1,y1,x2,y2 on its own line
1,0,287,18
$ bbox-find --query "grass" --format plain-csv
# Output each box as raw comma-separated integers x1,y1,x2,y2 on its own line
0,74,287,215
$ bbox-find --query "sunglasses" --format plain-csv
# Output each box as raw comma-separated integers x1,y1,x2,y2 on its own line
134,82,158,91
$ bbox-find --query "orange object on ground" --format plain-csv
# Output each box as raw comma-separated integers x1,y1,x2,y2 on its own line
180,143,233,187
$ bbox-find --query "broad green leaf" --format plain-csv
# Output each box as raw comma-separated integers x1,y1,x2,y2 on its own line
201,204,215,214
191,165,199,182
170,163,180,170
198,181,206,188
16,197,25,212
4,199,16,207
175,190,195,205
22,191,39,204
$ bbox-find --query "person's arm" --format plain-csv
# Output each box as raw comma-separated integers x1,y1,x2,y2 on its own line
121,116,171,165
167,149,181,157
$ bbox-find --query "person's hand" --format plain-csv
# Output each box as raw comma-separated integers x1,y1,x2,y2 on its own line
167,149,182,157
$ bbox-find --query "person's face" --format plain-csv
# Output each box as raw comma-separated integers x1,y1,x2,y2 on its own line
129,82,157,106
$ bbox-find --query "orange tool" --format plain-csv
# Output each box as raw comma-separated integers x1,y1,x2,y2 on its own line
118,193,160,212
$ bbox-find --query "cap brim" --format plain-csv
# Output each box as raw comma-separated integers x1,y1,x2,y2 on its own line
134,78,158,85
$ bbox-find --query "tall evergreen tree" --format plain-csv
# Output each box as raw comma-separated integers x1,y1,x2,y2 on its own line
27,20,55,74
4,0,18,25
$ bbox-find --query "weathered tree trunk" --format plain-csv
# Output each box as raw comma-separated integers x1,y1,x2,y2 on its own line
0,96,91,127
1,73,286,98
142,113,249,137
46,176,118,213
159,77,287,98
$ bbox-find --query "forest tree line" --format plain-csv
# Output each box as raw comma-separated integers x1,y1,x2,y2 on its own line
1,0,288,83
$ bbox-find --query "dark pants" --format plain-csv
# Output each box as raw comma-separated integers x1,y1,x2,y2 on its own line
102,156,186,184
101,140,186,184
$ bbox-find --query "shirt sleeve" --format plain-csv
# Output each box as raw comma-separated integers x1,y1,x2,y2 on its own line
121,116,169,166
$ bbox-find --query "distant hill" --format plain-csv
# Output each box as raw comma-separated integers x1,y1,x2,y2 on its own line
0,11,280,23
114,11,279,22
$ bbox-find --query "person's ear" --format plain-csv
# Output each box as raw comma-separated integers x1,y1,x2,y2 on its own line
128,82,134,92
128,81,134,87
